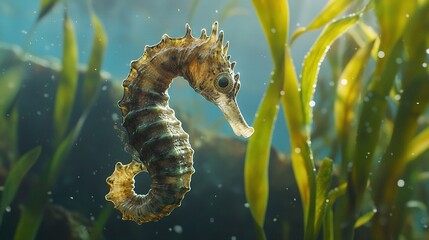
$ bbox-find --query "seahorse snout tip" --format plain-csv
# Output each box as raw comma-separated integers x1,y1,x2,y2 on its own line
230,122,254,138
241,127,254,138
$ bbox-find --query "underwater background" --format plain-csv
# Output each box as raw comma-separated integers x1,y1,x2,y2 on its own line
0,0,429,240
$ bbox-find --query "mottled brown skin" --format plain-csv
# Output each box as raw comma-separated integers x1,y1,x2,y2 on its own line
105,22,253,224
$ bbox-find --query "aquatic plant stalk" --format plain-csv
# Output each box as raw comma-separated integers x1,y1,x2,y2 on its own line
289,11,360,240
372,2,429,238
82,5,107,107
53,11,78,144
37,0,60,23
341,0,417,238
0,146,41,227
14,3,108,239
334,39,375,178
291,0,357,43
245,0,288,238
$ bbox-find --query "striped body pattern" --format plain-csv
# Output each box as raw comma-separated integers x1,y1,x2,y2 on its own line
105,22,254,224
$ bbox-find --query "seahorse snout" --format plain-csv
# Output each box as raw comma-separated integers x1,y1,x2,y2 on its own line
217,98,254,138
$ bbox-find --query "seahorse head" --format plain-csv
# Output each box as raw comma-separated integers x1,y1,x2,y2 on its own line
185,22,254,138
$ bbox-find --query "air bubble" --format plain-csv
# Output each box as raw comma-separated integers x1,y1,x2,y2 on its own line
111,113,119,121
377,51,385,59
173,225,183,234
397,179,405,187
340,79,348,86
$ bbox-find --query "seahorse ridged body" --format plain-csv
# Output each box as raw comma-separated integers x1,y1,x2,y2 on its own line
105,22,254,224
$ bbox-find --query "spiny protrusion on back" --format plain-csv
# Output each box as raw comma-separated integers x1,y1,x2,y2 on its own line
234,73,240,81
210,21,219,42
224,41,229,54
217,31,224,44
231,61,236,70
161,34,170,43
185,23,192,38
200,28,208,39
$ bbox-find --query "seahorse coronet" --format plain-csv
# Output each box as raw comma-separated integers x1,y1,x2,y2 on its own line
106,21,254,224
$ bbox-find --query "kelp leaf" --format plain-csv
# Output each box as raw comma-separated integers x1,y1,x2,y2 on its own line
354,210,375,228
282,48,317,240
323,183,347,240
356,22,380,59
372,2,429,231
82,10,107,108
374,0,416,53
323,208,334,240
251,0,288,62
0,65,24,116
281,48,308,207
405,127,429,163
291,0,356,43
48,113,87,185
37,0,60,23
301,13,361,125
245,0,289,233
245,67,283,234
314,158,333,235
14,114,87,240
90,205,113,240
334,40,375,138
54,11,78,144
0,146,41,227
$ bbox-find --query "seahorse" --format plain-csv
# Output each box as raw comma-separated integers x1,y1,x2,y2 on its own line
105,22,254,224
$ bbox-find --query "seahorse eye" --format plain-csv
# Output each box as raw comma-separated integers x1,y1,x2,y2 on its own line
218,77,229,88
215,73,233,93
